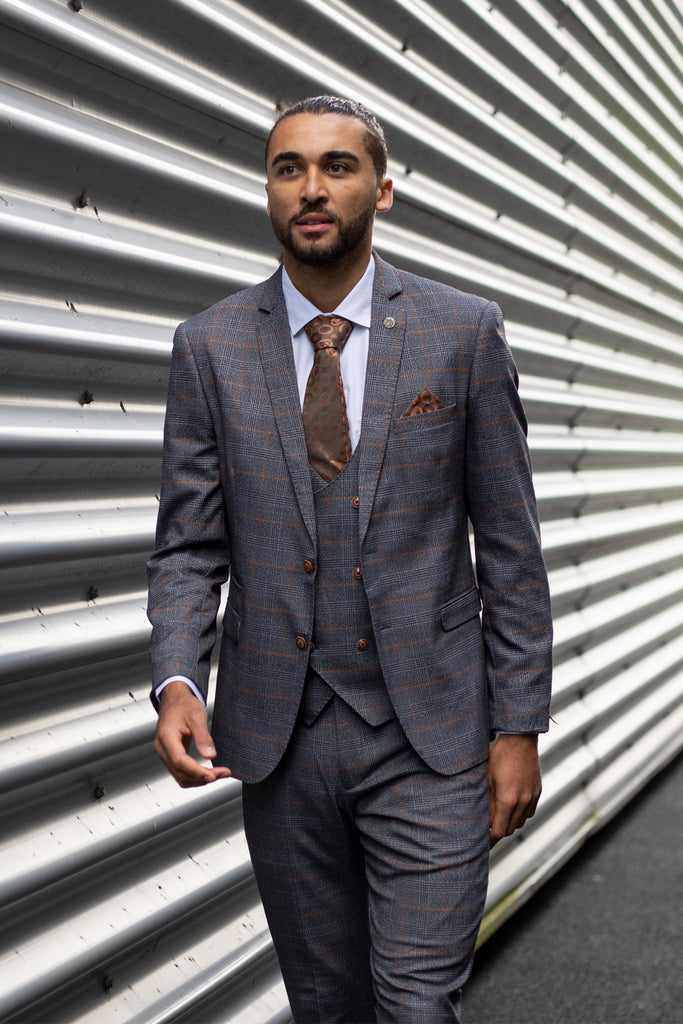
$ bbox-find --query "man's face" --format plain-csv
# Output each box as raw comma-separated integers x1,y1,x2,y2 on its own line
265,112,392,267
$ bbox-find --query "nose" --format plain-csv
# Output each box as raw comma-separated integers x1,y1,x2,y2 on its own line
300,166,328,203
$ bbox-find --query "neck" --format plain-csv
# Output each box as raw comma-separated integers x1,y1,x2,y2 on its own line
283,246,372,311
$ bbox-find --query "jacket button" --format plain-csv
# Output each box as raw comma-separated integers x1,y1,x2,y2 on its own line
304,560,314,574
295,636,308,650
351,496,359,509
353,567,362,580
357,638,369,651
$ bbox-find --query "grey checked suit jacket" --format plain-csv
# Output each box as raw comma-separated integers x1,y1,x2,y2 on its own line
147,255,552,783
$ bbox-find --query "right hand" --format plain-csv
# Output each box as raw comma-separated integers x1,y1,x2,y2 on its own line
154,680,232,787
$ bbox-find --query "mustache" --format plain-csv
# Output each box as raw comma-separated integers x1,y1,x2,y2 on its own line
288,203,339,226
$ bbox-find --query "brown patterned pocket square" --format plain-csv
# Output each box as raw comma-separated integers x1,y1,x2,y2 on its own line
402,388,445,417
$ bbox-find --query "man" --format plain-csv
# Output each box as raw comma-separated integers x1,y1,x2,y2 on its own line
148,95,552,1023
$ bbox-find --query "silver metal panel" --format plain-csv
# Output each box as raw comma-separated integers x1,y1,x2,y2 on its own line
1,0,682,1019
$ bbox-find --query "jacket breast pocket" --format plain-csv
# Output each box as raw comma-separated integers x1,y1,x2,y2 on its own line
394,401,459,434
385,402,464,496
391,401,462,453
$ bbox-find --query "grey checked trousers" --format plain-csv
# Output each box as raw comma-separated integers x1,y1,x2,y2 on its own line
241,674,490,1023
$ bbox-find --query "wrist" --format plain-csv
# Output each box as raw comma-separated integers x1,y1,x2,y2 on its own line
494,733,538,747
159,679,200,705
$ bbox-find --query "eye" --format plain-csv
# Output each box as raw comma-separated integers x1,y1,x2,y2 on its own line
328,162,347,174
278,164,300,176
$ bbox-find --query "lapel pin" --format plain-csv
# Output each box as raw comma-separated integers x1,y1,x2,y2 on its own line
383,316,396,329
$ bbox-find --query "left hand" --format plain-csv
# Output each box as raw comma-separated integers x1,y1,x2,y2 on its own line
488,733,542,847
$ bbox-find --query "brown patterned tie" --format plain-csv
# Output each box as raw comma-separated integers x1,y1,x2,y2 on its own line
303,314,354,482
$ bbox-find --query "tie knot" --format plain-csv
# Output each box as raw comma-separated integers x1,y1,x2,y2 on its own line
304,315,354,353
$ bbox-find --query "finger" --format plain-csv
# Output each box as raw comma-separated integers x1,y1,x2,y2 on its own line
489,804,514,846
186,709,218,761
488,767,515,844
155,737,230,787
492,790,540,844
489,784,497,825
154,730,206,785
154,724,230,787
488,792,504,846
513,783,541,826
174,711,231,778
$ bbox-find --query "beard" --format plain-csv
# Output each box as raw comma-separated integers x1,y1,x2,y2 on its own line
270,195,377,266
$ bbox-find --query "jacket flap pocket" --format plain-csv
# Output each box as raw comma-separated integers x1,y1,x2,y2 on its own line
440,585,481,631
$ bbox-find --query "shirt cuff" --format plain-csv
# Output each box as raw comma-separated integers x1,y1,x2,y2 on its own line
155,675,206,705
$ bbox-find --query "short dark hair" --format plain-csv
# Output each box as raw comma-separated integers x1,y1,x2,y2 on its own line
266,95,388,180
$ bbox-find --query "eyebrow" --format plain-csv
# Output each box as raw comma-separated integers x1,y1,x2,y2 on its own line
270,149,361,167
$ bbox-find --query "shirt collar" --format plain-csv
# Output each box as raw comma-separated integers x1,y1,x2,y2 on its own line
282,256,375,335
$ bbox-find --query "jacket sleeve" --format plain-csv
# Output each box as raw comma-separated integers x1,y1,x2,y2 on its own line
146,322,230,707
464,302,552,733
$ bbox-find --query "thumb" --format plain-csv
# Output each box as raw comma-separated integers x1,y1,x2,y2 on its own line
188,710,217,760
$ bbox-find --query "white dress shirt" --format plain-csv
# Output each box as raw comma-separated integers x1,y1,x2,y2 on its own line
156,257,376,704
283,256,374,450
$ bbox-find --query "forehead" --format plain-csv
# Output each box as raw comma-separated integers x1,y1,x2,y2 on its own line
267,112,370,165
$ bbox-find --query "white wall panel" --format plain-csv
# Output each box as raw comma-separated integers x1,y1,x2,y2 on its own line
1,0,682,1019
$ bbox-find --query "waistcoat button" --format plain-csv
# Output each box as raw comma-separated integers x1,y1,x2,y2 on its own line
357,638,369,651
353,567,362,579
351,496,359,509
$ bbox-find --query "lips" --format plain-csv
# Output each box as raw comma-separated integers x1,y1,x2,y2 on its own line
293,211,336,235
297,214,332,225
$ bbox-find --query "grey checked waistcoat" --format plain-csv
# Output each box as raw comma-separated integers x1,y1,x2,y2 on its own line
307,450,396,726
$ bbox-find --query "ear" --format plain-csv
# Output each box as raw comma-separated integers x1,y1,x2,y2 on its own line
375,177,393,213
265,181,270,216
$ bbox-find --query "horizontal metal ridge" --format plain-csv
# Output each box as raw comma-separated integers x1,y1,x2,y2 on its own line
552,602,683,699
0,835,258,1019
0,776,241,909
1,190,277,288
0,592,150,683
552,567,683,654
541,499,683,556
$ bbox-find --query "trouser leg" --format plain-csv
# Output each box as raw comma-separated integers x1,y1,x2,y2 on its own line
241,690,376,1023
354,732,490,1024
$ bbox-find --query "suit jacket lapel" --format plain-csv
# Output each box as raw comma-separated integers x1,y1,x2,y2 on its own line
256,268,317,545
358,256,406,546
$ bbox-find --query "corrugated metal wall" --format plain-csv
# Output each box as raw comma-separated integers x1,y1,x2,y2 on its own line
1,0,682,1019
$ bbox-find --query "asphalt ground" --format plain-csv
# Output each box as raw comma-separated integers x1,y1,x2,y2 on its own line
463,753,682,1024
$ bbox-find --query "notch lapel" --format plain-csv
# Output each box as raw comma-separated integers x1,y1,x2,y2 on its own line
256,270,316,545
357,257,406,546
